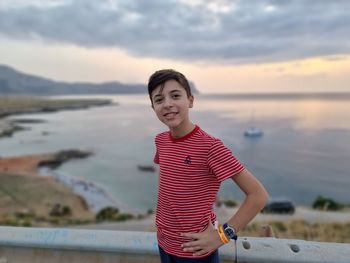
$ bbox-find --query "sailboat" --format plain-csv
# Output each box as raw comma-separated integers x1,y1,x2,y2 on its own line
244,127,263,137
244,110,263,137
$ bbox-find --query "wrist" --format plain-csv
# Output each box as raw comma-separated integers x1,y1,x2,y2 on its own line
217,224,230,244
223,223,238,241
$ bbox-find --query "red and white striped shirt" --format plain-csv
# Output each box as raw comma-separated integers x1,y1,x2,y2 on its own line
154,125,245,258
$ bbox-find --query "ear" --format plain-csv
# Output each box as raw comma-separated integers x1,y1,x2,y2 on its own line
189,96,194,108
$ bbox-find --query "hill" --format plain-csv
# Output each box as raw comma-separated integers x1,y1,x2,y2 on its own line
0,64,142,95
0,65,199,95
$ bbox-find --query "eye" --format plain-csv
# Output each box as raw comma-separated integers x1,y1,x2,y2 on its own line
153,97,163,104
172,93,181,99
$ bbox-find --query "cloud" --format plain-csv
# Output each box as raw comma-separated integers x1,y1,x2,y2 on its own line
0,0,350,64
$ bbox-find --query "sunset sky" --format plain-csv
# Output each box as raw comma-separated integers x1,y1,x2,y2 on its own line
0,0,349,94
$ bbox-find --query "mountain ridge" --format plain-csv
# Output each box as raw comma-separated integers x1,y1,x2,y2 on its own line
0,64,198,95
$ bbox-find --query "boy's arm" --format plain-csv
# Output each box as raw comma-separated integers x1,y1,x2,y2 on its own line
226,168,269,232
181,169,268,256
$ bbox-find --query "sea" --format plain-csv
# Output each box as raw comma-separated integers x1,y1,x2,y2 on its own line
0,93,349,214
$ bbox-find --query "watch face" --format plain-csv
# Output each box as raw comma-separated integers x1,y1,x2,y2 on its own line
224,224,237,240
226,229,234,236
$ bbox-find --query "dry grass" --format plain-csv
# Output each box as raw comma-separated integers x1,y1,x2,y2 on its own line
241,220,350,243
0,172,94,224
0,172,90,216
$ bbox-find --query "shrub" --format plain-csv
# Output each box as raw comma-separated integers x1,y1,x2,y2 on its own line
3,219,20,226
15,210,36,219
114,213,134,222
147,209,154,215
22,220,32,227
137,214,145,220
312,196,344,211
62,206,72,216
49,204,72,217
96,207,120,221
49,218,60,225
67,218,92,225
216,199,237,207
223,200,237,207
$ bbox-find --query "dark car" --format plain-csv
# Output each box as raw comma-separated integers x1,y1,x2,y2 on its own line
261,199,295,214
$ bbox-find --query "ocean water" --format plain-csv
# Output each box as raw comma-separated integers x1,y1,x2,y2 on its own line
0,93,349,213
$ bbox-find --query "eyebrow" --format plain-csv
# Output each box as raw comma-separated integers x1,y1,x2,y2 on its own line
169,89,181,93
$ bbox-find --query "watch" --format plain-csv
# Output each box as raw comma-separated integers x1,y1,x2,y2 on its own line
223,223,238,240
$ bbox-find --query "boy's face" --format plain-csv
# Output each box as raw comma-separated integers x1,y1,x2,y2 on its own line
151,79,194,130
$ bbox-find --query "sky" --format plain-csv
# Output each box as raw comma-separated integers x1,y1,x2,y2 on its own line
0,0,349,94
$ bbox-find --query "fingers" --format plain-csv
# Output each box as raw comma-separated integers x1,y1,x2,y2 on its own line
181,220,221,256
182,240,200,249
181,236,213,256
182,239,206,253
182,242,210,256
183,245,202,252
193,249,209,256
180,232,199,239
183,245,210,256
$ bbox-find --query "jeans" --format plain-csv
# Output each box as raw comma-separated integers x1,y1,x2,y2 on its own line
158,246,220,263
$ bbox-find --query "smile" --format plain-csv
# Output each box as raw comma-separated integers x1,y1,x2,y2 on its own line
163,112,178,118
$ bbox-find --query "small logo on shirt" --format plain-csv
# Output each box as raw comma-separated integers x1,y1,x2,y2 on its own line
184,156,192,165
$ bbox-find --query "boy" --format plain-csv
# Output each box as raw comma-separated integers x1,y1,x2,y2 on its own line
148,69,268,262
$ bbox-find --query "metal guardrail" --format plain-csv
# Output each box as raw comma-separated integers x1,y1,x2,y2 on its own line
0,226,349,263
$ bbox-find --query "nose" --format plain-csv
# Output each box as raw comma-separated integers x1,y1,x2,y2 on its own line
163,96,173,108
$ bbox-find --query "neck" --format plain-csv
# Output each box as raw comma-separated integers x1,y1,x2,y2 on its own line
170,122,195,139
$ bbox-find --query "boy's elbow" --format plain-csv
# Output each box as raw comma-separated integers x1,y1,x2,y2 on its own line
256,186,269,210
261,188,269,207
261,188,269,209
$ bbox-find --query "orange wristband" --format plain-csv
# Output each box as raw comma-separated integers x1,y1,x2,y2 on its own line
218,224,229,244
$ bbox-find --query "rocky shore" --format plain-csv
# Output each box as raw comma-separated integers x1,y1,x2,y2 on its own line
0,150,96,225
0,118,25,137
0,95,120,226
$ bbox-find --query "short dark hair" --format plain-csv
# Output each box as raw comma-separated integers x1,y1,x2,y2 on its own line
147,69,192,104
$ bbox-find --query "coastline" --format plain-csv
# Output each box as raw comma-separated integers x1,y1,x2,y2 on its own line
0,149,121,212
0,151,96,222
0,95,121,226
0,95,113,138
39,166,122,213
